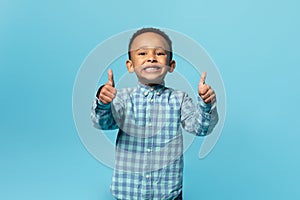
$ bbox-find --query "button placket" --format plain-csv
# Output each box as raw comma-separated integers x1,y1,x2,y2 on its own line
147,89,155,126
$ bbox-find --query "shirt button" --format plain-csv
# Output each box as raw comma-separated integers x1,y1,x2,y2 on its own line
146,174,150,179
147,148,151,153
150,99,154,103
156,92,160,95
144,91,148,96
150,88,154,91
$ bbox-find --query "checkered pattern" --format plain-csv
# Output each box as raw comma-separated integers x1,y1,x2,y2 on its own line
91,83,218,200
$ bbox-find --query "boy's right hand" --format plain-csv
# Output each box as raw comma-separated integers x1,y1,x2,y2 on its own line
98,69,116,104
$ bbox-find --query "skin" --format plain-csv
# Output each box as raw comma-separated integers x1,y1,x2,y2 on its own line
98,32,216,104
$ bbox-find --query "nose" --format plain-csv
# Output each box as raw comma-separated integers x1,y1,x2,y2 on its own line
147,51,157,63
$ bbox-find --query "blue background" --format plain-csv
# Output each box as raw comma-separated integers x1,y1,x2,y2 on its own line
1,0,299,199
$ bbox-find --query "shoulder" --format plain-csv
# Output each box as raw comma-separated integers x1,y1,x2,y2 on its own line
165,87,188,98
117,87,136,94
163,87,191,105
115,87,139,99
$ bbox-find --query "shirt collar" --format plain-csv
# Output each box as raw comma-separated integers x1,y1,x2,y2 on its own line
138,82,166,97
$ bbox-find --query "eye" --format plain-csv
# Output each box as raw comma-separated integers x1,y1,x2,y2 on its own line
137,50,147,56
156,52,166,56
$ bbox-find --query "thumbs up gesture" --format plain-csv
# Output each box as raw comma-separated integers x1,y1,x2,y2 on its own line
198,72,216,104
98,69,117,104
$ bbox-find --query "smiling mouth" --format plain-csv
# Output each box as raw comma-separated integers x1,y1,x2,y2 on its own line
143,65,162,73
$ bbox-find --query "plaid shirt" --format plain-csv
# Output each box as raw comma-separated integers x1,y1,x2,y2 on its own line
91,83,218,200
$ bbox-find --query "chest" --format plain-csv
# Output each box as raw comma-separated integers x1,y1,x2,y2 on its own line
125,92,181,124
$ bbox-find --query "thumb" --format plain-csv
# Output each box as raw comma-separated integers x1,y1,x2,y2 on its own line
199,71,207,86
107,69,115,87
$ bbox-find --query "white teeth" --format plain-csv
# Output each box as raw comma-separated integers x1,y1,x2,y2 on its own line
145,67,159,72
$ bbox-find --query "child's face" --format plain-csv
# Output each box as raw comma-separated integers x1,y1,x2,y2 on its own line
126,32,175,86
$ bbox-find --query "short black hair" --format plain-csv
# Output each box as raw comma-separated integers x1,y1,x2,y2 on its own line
128,27,173,60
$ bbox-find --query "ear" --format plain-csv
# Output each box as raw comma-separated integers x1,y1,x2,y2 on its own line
126,60,134,73
168,60,176,72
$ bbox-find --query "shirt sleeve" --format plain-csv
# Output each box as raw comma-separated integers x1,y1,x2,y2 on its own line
180,93,219,136
91,98,119,130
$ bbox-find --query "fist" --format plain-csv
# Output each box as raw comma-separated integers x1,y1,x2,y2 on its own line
98,69,116,104
198,72,216,104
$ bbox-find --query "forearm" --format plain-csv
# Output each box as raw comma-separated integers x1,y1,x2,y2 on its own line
199,99,218,135
181,95,218,136
91,99,119,130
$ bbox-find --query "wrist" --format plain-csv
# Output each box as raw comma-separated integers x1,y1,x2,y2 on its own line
198,96,212,112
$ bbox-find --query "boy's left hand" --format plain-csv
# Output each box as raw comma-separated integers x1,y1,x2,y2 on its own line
198,72,216,104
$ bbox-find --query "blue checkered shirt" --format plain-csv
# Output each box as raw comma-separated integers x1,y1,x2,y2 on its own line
91,83,218,200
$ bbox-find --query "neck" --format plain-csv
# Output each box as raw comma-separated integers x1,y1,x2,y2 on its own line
139,81,165,87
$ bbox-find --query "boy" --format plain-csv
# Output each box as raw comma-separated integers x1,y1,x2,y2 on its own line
91,27,218,200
